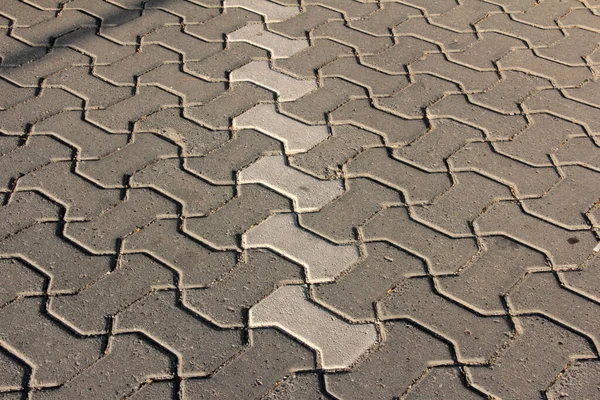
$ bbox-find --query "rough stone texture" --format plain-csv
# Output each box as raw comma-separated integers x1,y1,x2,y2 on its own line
1,2,600,399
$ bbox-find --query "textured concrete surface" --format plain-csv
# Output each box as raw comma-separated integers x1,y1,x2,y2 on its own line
1,0,600,399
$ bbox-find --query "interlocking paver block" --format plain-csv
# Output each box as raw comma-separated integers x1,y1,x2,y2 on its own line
185,249,303,326
363,206,479,274
250,284,377,368
124,219,237,286
267,5,343,38
225,0,300,22
475,201,597,266
243,213,359,282
314,242,424,320
230,60,317,101
546,360,600,400
50,253,173,333
0,259,45,306
233,103,328,153
325,321,453,399
239,155,344,212
228,23,308,58
185,328,315,399
467,316,595,400
405,367,486,399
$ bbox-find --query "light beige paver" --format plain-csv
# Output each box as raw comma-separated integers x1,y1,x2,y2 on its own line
249,284,378,368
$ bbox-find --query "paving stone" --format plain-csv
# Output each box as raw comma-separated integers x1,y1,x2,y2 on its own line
185,42,269,81
0,78,36,110
281,78,368,124
50,253,174,333
186,128,281,184
233,103,328,153
476,12,564,47
116,290,242,374
546,359,600,400
413,172,513,234
525,89,600,134
325,321,453,399
0,347,27,392
54,28,137,65
138,63,226,104
33,112,129,158
17,161,122,219
78,133,178,186
312,20,393,54
185,249,303,326
263,373,326,400
448,32,526,70
510,272,600,345
243,213,360,282
430,0,500,32
319,56,409,96
250,285,377,368
63,0,140,26
331,100,428,145
0,89,83,134
363,206,478,274
361,36,438,74
410,53,500,92
304,0,378,19
0,223,114,293
226,0,300,22
185,184,292,250
450,142,561,197
437,236,547,313
499,48,592,88
523,166,600,228
32,334,173,399
240,155,344,211
554,136,600,170
228,23,308,58
124,219,237,286
475,201,597,267
185,328,315,399
404,367,486,400
0,0,56,27
65,189,177,252
467,316,595,400
94,45,179,85
381,277,511,361
143,26,223,61
0,135,72,190
377,74,461,118
145,0,219,24
0,297,103,386
134,108,230,156
131,158,233,215
348,2,420,36
537,28,600,66
565,78,600,107
0,259,45,306
274,39,354,78
267,5,343,38
561,256,600,301
185,82,274,130
230,60,317,101
85,87,179,133
0,31,48,67
346,147,452,203
128,381,176,399
314,242,424,320
394,119,483,171
13,11,97,47
495,114,586,167
290,125,382,179
0,192,60,240
393,17,478,51
300,178,401,242
100,9,180,45
469,71,551,114
560,8,600,31
44,66,133,109
185,8,263,42
512,0,582,28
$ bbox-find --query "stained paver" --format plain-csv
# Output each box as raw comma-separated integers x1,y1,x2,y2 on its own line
1,1,600,399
